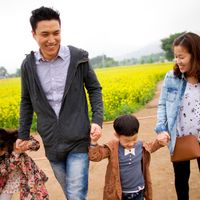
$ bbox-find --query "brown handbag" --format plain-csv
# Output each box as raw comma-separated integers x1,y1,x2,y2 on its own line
171,134,200,162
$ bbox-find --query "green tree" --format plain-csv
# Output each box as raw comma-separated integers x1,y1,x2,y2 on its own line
0,66,8,78
15,68,21,77
161,32,185,61
90,55,118,68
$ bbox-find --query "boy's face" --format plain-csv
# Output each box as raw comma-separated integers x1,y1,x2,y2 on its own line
115,133,138,150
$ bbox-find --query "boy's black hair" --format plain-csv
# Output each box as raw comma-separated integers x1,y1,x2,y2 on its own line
30,6,61,32
113,114,139,136
0,128,18,154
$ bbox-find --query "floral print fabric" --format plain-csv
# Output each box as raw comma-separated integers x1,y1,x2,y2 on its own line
0,137,49,199
1,169,21,193
177,82,200,136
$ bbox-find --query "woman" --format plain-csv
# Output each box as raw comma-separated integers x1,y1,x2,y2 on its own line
155,32,200,200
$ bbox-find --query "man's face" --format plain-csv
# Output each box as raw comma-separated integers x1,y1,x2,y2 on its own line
32,20,61,60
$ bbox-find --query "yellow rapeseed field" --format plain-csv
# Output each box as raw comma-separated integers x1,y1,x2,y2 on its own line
0,78,20,128
0,63,172,128
95,63,172,120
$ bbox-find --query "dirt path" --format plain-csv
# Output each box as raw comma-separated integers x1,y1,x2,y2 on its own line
13,82,200,200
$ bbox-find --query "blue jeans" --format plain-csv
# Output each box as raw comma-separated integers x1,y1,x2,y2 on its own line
50,152,89,200
122,190,144,200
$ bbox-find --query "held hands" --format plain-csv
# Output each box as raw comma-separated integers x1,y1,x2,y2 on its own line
157,132,170,146
15,139,33,152
90,123,102,144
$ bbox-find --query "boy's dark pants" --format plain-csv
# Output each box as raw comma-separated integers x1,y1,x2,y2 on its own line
122,190,144,200
173,158,200,200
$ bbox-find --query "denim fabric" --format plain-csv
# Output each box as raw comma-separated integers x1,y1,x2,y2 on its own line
50,152,89,200
122,190,144,200
155,70,187,154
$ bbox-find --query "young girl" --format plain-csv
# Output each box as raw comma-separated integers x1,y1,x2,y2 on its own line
0,128,49,200
155,32,200,200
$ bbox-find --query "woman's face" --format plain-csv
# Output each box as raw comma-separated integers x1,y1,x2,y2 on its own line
174,45,192,74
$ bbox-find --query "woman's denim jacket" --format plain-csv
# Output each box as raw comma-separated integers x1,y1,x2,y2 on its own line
155,70,186,155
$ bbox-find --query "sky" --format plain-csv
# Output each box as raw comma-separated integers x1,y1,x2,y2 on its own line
0,0,200,73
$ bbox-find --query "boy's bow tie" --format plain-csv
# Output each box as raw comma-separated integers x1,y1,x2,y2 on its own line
124,148,135,156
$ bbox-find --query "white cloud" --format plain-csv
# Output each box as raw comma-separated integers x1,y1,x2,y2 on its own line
0,0,200,72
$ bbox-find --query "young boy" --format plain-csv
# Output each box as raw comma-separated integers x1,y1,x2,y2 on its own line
89,114,169,200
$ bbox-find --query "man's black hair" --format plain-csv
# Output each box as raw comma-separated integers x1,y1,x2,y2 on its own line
30,6,61,32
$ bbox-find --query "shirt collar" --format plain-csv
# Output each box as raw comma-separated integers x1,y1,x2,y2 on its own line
35,45,68,63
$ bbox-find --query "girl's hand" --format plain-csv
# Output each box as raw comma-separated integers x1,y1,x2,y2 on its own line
15,139,30,152
13,143,24,153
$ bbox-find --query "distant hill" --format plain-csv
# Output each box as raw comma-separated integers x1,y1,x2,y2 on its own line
115,41,163,61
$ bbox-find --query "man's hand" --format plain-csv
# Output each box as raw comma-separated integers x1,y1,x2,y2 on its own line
90,123,102,144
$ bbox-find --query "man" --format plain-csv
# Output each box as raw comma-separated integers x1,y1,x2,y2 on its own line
16,6,103,200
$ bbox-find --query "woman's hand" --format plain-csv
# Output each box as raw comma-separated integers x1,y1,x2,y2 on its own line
157,132,170,146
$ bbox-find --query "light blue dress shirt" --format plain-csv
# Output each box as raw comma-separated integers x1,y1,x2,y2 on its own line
34,46,70,117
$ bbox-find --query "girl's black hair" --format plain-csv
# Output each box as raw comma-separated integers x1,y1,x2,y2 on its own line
0,128,18,154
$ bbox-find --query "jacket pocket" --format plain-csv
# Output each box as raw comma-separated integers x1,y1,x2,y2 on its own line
166,88,177,102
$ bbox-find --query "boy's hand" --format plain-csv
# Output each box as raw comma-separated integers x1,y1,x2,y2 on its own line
157,132,170,146
90,123,102,144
